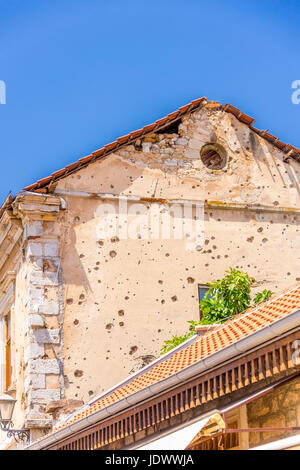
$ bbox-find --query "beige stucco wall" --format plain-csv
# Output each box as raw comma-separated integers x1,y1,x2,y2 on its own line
52,107,300,402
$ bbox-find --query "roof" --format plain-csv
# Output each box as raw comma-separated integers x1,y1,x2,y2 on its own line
23,97,300,193
49,282,300,435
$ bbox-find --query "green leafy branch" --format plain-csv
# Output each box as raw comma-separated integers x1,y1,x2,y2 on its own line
160,268,273,355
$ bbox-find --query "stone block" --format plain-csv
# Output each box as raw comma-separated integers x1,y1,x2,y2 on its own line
26,314,45,330
24,343,45,363
26,242,43,257
25,410,53,429
27,359,60,375
44,242,58,257
33,328,60,344
38,301,59,316
29,270,58,286
27,285,44,303
25,373,46,391
28,389,61,402
24,221,43,238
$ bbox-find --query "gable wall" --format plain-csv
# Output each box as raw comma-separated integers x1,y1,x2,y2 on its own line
52,108,300,402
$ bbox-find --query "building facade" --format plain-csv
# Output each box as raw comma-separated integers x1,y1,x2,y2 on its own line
0,97,299,448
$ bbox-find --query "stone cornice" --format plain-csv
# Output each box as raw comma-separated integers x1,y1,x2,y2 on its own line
13,191,66,223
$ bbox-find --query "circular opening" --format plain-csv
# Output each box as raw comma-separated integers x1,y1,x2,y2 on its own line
200,143,227,170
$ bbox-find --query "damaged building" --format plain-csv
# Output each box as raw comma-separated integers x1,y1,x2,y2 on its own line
0,97,299,448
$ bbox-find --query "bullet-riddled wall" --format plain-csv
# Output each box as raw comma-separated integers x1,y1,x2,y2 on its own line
52,106,300,402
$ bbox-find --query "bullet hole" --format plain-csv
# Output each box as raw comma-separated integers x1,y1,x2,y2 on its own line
187,277,195,284
129,346,138,355
88,391,93,396
257,227,263,232
273,201,279,206
74,319,79,325
212,245,217,250
171,295,178,302
79,254,85,258
158,329,161,333
119,322,124,326
111,236,119,243
158,280,163,284
118,310,125,316
262,238,268,243
43,259,56,272
67,298,73,305
125,296,129,300
98,240,104,246
105,323,113,330
79,294,85,300
161,300,165,304
94,267,99,270
74,370,83,378
204,239,209,245
96,261,100,265
247,237,254,243
165,253,170,257
296,278,300,281
110,250,117,258
75,217,80,223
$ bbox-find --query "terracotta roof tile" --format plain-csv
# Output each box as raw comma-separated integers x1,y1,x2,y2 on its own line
41,282,300,439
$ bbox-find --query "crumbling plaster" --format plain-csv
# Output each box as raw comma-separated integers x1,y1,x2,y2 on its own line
52,107,300,402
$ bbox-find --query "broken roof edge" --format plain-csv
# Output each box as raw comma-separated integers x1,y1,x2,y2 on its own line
22,97,300,194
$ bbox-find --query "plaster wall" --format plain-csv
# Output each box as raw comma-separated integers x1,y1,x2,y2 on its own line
54,108,300,401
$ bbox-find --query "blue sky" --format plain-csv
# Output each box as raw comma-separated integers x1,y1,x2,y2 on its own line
0,0,299,204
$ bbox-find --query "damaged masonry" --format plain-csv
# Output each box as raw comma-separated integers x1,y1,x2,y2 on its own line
0,97,299,449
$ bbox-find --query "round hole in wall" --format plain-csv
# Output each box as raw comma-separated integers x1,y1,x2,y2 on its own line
200,143,227,170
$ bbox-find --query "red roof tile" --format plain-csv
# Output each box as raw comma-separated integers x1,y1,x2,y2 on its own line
22,97,300,193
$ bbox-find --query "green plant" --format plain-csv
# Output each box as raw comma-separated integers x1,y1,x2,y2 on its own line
253,289,273,306
160,269,274,355
199,268,254,324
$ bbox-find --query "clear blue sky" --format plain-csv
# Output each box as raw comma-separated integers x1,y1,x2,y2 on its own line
0,0,299,204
